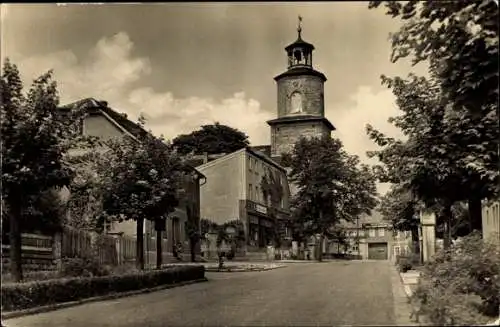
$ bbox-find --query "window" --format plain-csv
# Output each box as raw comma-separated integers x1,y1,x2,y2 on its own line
290,92,303,113
255,186,259,201
378,228,385,237
248,184,253,200
369,229,376,237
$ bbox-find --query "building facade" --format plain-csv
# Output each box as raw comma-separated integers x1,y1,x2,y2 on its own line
267,22,335,161
326,211,409,261
196,147,291,251
62,98,205,257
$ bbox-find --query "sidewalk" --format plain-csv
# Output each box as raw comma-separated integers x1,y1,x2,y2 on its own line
390,266,419,326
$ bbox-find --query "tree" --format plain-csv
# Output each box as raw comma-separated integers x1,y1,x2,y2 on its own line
366,73,498,246
2,189,66,239
368,0,499,196
185,212,200,263
0,59,84,281
368,0,498,113
98,121,190,270
172,122,250,155
65,150,107,232
260,168,286,248
285,136,378,261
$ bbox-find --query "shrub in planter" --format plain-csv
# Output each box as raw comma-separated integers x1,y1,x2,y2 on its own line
1,265,205,311
412,232,499,325
398,257,413,272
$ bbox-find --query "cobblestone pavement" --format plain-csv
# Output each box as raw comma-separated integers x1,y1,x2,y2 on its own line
5,260,412,327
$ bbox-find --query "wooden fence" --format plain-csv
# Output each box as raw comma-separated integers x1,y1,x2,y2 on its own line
62,227,93,258
1,233,55,271
1,229,180,272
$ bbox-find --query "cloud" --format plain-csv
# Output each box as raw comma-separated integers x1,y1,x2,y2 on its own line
331,86,403,162
13,32,272,144
14,31,402,194
330,86,404,194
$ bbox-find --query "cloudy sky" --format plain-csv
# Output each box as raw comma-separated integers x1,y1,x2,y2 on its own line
2,3,427,193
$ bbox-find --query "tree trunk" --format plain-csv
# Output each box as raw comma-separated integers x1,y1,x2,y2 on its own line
468,197,482,233
190,239,196,262
9,203,23,282
317,234,323,262
442,205,452,250
136,218,145,270
156,230,162,269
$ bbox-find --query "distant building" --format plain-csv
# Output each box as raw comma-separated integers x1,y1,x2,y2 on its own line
196,147,291,251
326,211,410,261
60,98,205,257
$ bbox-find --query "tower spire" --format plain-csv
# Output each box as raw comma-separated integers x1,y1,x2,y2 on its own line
297,15,303,39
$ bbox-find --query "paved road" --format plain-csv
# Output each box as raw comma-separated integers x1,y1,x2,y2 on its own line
5,260,411,327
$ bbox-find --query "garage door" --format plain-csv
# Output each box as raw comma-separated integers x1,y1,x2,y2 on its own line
368,243,388,260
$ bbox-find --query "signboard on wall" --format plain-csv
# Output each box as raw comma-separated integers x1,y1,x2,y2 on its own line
246,200,269,217
255,204,267,215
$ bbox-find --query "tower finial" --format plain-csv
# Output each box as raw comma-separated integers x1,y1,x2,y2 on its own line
297,15,303,38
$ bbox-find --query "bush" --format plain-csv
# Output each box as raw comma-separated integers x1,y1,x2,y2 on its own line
398,260,412,273
1,265,205,311
412,232,500,325
226,249,235,261
60,256,110,278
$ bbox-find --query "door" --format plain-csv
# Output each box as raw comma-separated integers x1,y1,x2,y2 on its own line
368,243,388,260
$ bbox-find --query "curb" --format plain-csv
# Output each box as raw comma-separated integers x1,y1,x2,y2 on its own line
398,270,432,326
205,265,287,272
2,278,208,320
391,266,419,326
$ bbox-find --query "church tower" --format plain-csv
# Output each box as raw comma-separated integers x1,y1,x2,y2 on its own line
268,17,335,160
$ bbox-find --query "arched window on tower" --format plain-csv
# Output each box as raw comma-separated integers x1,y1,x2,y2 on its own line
290,92,303,114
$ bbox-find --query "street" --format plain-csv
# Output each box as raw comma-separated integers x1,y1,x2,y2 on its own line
5,261,408,327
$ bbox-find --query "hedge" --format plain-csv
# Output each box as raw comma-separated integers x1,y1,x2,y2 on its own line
1,265,205,312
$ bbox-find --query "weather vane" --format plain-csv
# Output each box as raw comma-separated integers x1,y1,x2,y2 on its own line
297,15,303,38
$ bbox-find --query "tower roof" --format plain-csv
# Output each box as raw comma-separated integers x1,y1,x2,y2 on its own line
285,15,315,52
